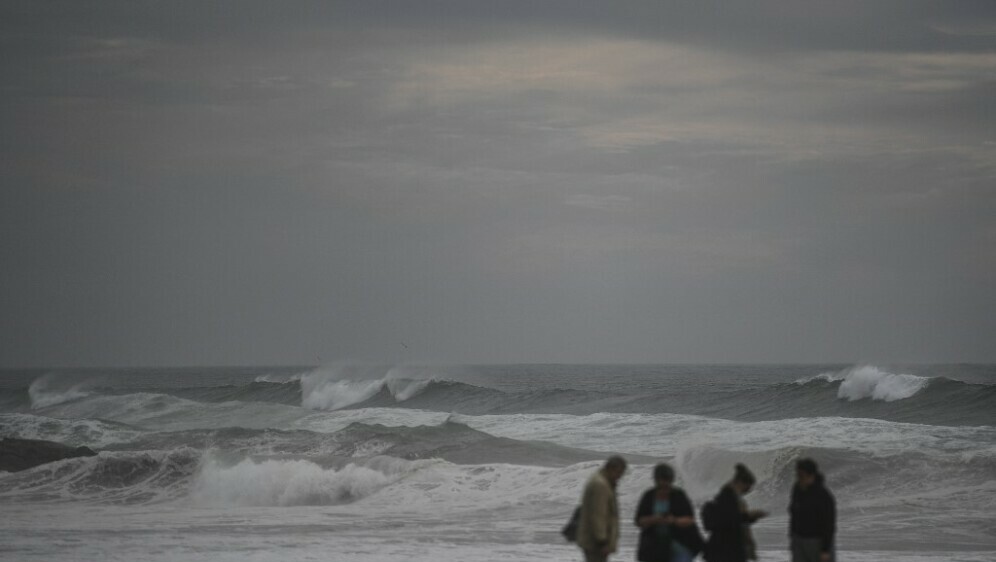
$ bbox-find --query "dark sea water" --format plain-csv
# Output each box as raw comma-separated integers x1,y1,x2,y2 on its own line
1,364,994,561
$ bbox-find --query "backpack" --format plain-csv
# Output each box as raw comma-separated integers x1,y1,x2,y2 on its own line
700,500,717,532
561,506,581,542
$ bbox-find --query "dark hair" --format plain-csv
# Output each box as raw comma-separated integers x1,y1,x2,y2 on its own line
653,463,675,483
733,463,756,486
796,458,819,475
605,456,628,471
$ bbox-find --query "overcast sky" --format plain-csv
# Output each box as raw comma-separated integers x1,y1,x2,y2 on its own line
1,1,994,367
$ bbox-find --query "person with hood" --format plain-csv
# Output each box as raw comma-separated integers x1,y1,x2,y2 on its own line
578,456,627,562
789,458,836,562
703,463,767,562
634,463,704,562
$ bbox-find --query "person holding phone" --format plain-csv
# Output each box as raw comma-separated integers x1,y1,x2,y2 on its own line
634,463,704,562
703,463,767,562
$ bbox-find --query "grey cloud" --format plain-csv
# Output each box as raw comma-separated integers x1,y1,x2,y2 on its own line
1,1,994,366
4,1,996,53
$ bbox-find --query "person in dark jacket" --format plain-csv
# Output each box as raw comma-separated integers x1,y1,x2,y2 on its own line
634,463,705,562
703,464,767,562
789,458,836,562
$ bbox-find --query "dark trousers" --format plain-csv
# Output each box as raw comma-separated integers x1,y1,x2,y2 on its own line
790,535,834,562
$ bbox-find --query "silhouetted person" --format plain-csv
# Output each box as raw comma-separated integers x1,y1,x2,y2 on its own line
789,458,836,562
578,456,627,562
635,463,704,562
703,463,767,562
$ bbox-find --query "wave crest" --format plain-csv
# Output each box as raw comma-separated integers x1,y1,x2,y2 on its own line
300,366,436,410
0,413,142,447
28,375,91,409
796,365,930,402
0,449,199,503
191,455,423,506
836,366,929,401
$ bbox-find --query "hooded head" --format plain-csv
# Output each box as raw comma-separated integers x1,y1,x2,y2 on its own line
795,458,823,489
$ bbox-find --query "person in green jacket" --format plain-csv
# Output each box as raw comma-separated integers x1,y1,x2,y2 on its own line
578,456,628,562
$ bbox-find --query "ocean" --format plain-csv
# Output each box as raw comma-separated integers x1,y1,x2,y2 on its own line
1,364,994,561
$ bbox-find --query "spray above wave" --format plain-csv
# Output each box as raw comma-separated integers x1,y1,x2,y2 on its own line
300,366,435,410
326,367,994,426
732,365,996,426
798,365,930,402
27,375,92,409
12,364,994,428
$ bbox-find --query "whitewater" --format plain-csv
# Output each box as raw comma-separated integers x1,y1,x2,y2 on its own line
1,364,994,562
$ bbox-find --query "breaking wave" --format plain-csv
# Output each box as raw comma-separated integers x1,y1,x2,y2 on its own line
2,364,993,555
4,427,993,520
300,367,437,410
671,441,996,516
28,375,92,409
798,365,930,402
0,413,143,447
0,448,200,504
191,455,425,507
7,364,995,428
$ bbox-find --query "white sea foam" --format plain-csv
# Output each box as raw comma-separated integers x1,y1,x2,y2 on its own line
0,413,141,447
5,367,995,562
190,455,423,507
5,501,996,562
456,411,996,460
301,377,384,410
795,365,930,401
835,365,929,401
386,377,433,401
353,459,604,515
189,451,619,514
293,407,449,433
299,366,436,410
28,376,91,409
5,500,996,562
253,373,304,383
0,449,199,503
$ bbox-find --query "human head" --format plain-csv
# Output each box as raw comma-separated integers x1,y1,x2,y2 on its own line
795,458,819,489
603,455,628,484
653,463,675,490
731,463,756,495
